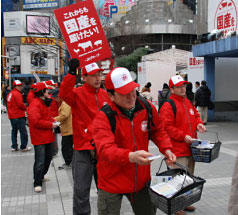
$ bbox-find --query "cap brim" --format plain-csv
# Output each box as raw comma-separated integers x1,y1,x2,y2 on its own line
16,84,24,86
115,82,139,95
89,68,104,75
174,81,189,87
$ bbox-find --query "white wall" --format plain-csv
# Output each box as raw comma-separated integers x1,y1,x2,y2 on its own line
4,11,54,37
139,61,176,103
215,58,238,101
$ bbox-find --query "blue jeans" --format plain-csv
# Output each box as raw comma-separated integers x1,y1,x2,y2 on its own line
10,117,28,150
33,143,54,187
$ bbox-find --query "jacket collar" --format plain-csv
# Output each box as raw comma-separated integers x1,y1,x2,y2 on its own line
13,88,21,93
170,93,185,101
83,82,99,93
111,97,144,119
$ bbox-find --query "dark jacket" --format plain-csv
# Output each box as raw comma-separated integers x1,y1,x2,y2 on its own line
195,85,211,107
158,88,170,110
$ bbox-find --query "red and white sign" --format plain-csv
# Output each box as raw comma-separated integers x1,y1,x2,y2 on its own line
215,0,237,36
209,0,238,37
54,0,112,66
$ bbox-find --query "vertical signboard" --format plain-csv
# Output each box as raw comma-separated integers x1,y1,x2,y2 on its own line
208,0,238,37
54,0,112,66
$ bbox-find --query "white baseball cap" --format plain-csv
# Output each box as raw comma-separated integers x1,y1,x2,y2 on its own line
81,62,104,75
13,80,23,86
105,67,139,94
169,75,188,88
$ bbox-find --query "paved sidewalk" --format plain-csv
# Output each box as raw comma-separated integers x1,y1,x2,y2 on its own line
1,112,238,215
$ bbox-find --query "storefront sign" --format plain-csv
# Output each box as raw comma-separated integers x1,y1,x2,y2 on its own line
54,0,112,66
23,0,58,9
21,37,56,45
30,71,48,74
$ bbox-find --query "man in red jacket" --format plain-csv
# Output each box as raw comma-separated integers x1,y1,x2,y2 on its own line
92,67,176,215
27,82,59,193
159,75,206,214
26,83,36,105
59,59,111,215
7,80,30,152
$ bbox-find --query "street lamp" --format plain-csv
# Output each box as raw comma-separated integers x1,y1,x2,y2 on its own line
1,55,16,89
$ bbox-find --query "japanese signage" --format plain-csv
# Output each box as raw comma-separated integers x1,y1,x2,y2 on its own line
21,37,56,45
208,0,238,37
188,57,204,69
99,0,136,18
54,0,112,66
23,0,58,9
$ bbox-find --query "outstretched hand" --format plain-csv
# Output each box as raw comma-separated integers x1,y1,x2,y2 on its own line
129,150,153,166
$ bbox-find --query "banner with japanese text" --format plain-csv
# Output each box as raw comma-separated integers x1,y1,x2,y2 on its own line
54,0,112,66
208,0,238,37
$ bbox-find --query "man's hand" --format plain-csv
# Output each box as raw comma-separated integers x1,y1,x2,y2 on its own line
197,123,206,133
164,150,176,165
129,150,153,166
52,121,60,128
184,135,193,144
68,58,80,75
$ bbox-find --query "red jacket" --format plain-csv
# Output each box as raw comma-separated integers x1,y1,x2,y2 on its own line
59,74,110,151
26,90,35,105
92,99,173,194
7,88,26,119
49,99,59,118
159,94,203,157
27,97,55,146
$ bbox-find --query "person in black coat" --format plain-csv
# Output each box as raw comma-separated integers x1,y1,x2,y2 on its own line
195,80,211,124
186,82,195,105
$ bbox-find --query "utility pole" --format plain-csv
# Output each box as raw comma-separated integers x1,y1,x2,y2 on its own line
1,55,16,89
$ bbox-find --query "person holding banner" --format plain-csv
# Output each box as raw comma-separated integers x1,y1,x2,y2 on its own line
59,58,110,215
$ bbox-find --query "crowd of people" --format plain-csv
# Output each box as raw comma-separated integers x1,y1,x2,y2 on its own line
2,59,237,215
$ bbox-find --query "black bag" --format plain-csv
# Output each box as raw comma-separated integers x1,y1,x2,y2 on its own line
208,100,215,110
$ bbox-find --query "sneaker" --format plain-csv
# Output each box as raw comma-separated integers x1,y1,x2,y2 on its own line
58,163,72,170
11,148,19,152
20,147,32,152
42,177,50,182
34,186,42,193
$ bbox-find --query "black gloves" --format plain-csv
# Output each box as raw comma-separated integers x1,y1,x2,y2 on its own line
68,58,80,75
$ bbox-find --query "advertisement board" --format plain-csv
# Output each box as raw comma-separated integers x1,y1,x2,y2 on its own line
54,0,112,66
208,0,238,36
99,0,136,20
26,15,50,35
23,0,58,9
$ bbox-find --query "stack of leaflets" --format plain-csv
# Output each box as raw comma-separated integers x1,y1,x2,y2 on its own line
191,139,214,149
150,174,193,198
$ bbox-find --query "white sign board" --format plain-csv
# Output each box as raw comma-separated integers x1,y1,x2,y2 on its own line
208,0,238,36
186,53,204,92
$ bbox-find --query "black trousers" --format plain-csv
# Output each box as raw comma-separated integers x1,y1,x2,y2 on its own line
72,150,97,215
33,143,54,187
61,135,73,165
